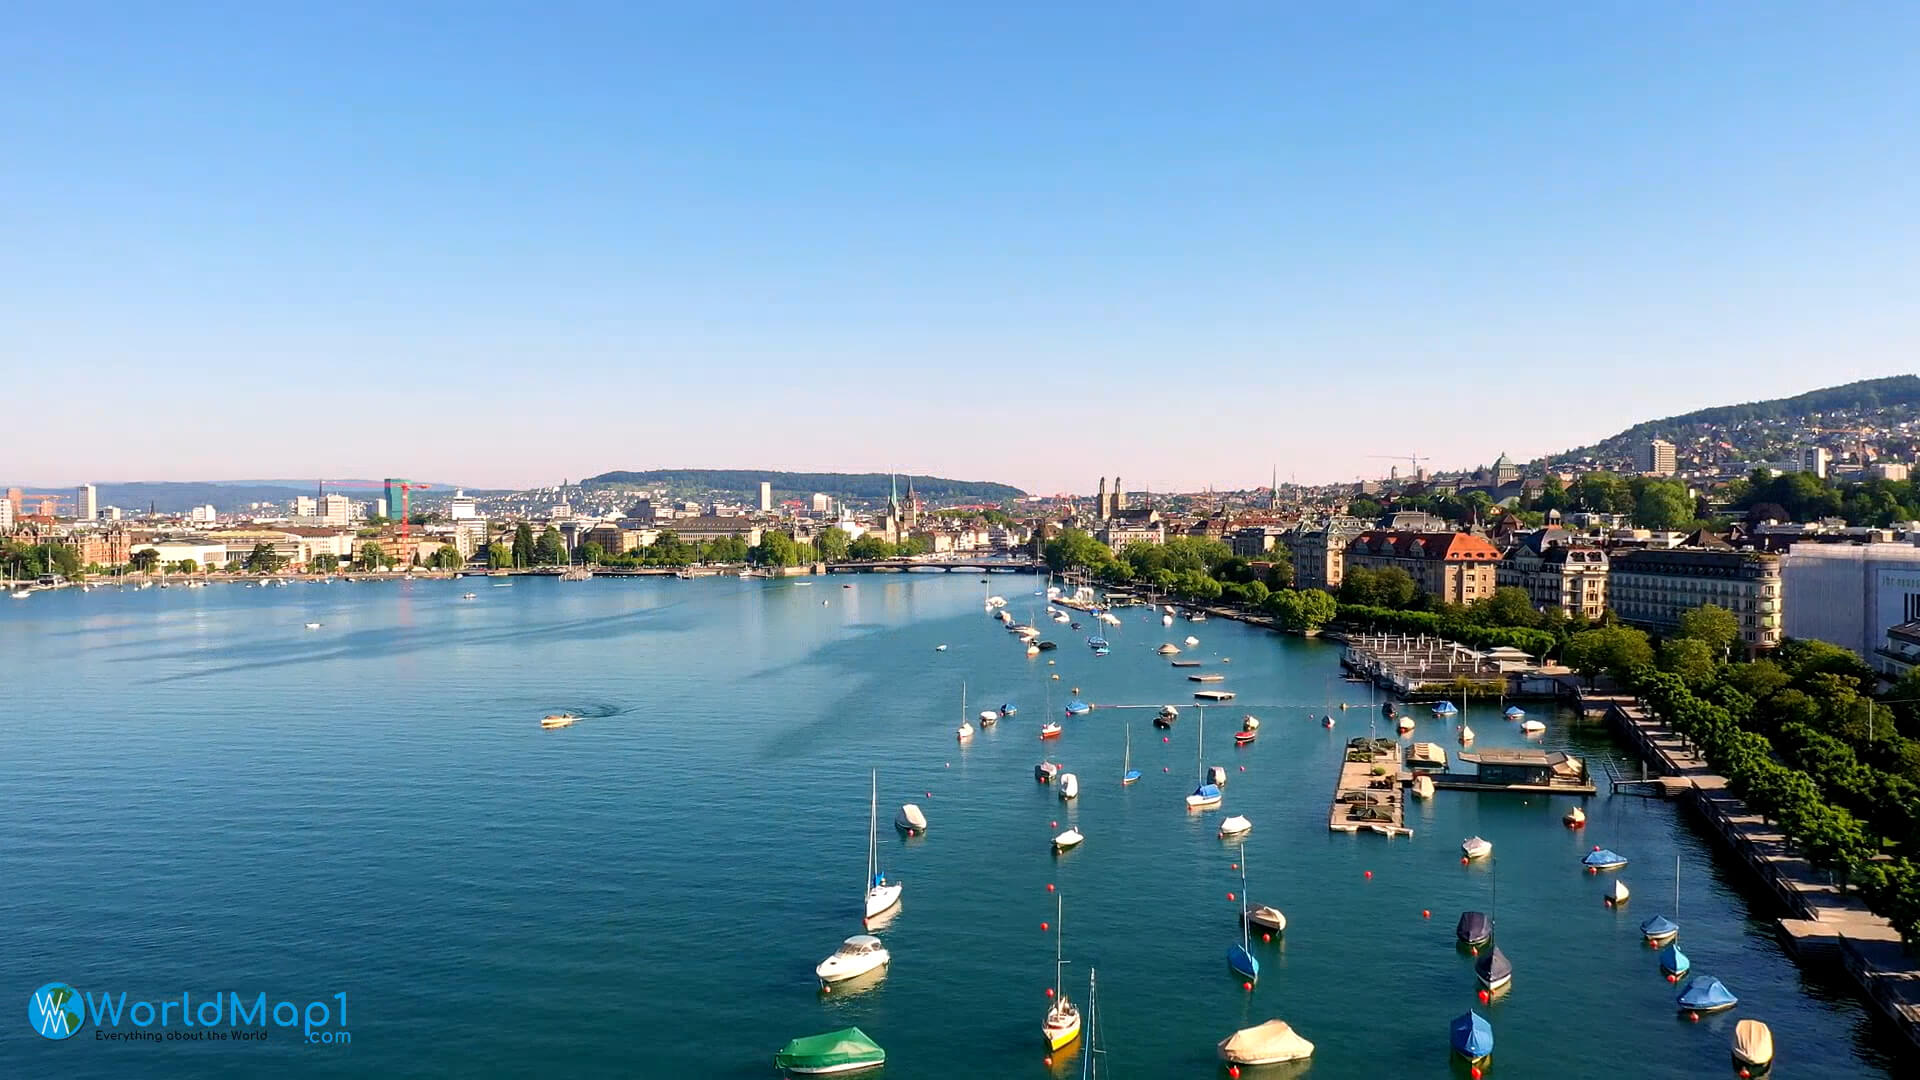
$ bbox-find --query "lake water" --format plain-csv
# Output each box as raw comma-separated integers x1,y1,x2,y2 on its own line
1,574,1904,1077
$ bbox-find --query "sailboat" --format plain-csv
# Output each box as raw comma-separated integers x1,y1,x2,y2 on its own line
957,681,975,741
1121,725,1141,786
1079,968,1106,1080
1641,856,1681,945
1043,893,1082,1050
1227,852,1260,981
862,772,902,922
1186,710,1223,809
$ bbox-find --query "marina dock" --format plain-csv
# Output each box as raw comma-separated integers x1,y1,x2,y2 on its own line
1329,737,1412,837
1399,747,1597,795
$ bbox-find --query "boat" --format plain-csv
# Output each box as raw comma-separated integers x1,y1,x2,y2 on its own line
894,803,927,835
1396,715,1415,733
814,934,890,984
1035,761,1060,783
1183,635,1200,647
1064,698,1091,717
1412,774,1435,799
1659,941,1690,978
934,644,947,651
1036,640,1058,651
1189,673,1226,683
1583,848,1629,871
1188,610,1207,621
1564,806,1587,828
304,621,322,630
540,712,579,729
1459,724,1475,743
1449,1010,1493,1066
1462,836,1493,860
1381,700,1395,719
1241,715,1260,731
1676,975,1738,1014
1218,1019,1313,1066
461,592,477,599
1520,718,1546,734
1233,728,1257,746
1504,705,1525,721
1171,659,1202,668
1228,854,1260,981
1052,827,1084,852
985,595,1007,608
492,582,513,587
1156,643,1181,656
1121,726,1141,786
978,709,999,726
1407,742,1447,769
1040,721,1063,738
1164,604,1177,614
1475,945,1512,992
1085,635,1109,652
1433,700,1459,718
9,588,30,599
1456,910,1493,948
1322,714,1335,728
1000,703,1018,718
1058,773,1079,800
1642,856,1684,944
1207,765,1228,788
861,772,902,922
1043,893,1082,1049
1219,814,1252,838
1605,879,1631,906
1162,613,1174,626
1186,712,1223,809
774,1027,886,1075
1245,902,1286,934
957,720,974,741
1732,1020,1774,1074
1026,643,1040,656
1153,705,1180,728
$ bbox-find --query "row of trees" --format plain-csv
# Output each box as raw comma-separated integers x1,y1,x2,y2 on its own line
2,540,82,580
1729,468,1920,528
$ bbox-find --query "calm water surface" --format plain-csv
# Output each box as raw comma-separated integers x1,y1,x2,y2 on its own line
0,575,1904,1077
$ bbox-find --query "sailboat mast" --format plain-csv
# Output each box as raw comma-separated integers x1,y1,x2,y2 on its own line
1675,855,1681,920
1240,851,1252,950
867,771,878,888
1054,892,1065,999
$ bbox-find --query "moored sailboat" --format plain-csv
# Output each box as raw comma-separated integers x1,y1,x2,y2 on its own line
861,771,902,922
1227,854,1260,982
1121,725,1141,786
1043,893,1082,1050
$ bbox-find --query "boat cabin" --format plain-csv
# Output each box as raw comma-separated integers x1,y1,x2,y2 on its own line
1462,748,1588,787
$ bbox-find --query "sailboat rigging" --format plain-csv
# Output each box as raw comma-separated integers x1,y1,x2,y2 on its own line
863,771,902,922
1121,724,1140,786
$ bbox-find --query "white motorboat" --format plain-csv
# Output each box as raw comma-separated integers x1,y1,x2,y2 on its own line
957,720,974,741
1459,724,1475,743
1052,827,1084,853
1520,718,1546,734
978,709,999,728
1412,775,1435,799
461,592,477,599
1241,715,1261,731
1163,604,1177,614
1058,773,1079,800
1605,879,1631,906
934,644,948,651
1162,613,1174,626
1039,720,1062,738
862,772,903,921
1246,903,1287,935
1732,1020,1773,1073
1034,760,1060,783
1219,814,1252,838
1184,635,1200,647
540,712,579,729
815,934,890,984
985,595,1007,608
1157,643,1181,655
304,622,322,630
1461,836,1493,860
1564,806,1587,828
894,804,927,835
1396,715,1415,733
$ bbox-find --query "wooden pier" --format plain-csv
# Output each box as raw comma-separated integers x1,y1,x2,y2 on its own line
1329,738,1412,837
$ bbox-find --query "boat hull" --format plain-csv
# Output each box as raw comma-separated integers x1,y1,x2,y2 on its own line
1227,945,1259,981
863,884,902,922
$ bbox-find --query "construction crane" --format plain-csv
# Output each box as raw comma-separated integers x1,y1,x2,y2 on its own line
1364,453,1426,481
319,480,433,539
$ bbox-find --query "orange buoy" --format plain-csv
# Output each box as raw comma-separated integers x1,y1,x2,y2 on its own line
1423,910,1431,918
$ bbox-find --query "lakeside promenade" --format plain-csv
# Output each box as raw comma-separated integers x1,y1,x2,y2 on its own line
1591,690,1920,1051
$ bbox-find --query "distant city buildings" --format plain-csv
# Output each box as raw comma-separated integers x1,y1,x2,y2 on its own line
188,504,218,526
75,484,97,521
759,481,773,512
1637,439,1678,477
317,494,353,527
1291,515,1366,591
1345,530,1502,605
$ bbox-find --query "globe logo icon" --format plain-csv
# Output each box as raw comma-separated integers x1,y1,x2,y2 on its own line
29,983,84,1039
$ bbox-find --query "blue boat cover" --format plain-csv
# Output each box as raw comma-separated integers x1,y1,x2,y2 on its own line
1000,703,1017,715
1450,1011,1493,1058
1676,976,1736,1011
1583,849,1628,867
1504,706,1525,718
1641,914,1679,938
1659,943,1689,975
1227,944,1259,978
1192,783,1221,799
1433,701,1459,715
1065,700,1091,715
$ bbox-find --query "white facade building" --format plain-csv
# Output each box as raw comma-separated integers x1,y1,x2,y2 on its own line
759,482,773,512
188,505,219,526
450,490,479,520
75,484,98,521
1782,542,1920,663
293,495,317,519
318,494,354,528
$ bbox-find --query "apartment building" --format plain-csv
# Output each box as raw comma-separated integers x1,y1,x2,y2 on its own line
1609,548,1783,650
1345,530,1503,605
1498,531,1609,620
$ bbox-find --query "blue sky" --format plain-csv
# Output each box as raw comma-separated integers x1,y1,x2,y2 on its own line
4,3,1915,495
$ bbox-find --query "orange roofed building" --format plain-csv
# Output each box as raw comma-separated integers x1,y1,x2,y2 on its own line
1345,530,1502,605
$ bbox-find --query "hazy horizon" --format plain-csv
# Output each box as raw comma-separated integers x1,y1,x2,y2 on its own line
7,5,1915,493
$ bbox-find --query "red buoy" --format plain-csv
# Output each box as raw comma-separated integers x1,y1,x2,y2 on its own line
1667,974,1677,983
1471,1068,1482,1080
1047,883,1055,892
1227,892,1236,901
1229,1067,1241,1079
1588,866,1598,874
1242,981,1252,991
1046,987,1054,997
1478,990,1489,1004
1423,910,1431,918
1741,1070,1751,1079
1364,870,1373,879
1051,821,1057,828
1231,863,1239,871
1044,1056,1053,1066
1462,857,1470,865
1041,922,1049,931
1471,947,1479,957
1262,932,1271,942
1239,765,1245,771
1690,1012,1700,1022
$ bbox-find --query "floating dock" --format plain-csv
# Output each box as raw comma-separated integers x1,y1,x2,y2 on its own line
1188,674,1225,683
1329,738,1412,837
1194,689,1236,702
1396,747,1597,795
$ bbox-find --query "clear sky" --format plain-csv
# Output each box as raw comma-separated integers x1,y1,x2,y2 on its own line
4,3,1915,495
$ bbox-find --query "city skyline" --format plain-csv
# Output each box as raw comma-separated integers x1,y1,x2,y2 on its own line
7,5,1917,491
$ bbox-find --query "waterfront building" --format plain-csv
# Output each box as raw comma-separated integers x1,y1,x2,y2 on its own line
1345,530,1502,605
61,527,132,567
75,484,97,521
1231,525,1291,559
1782,542,1920,663
1498,530,1609,619
664,516,763,547
1291,515,1366,591
1097,521,1164,554
1609,548,1782,650
1638,438,1678,477
134,539,228,569
450,490,479,520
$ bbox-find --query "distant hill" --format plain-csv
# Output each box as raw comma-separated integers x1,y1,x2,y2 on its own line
1556,375,1920,464
581,469,1025,502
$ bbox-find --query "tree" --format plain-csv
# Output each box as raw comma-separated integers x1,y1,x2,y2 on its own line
512,523,536,569
430,545,464,570
1633,479,1694,530
173,559,199,575
1474,586,1539,628
487,542,513,570
579,542,607,566
535,527,567,566
1571,471,1632,515
752,531,801,568
1340,565,1418,610
1659,637,1718,683
1676,603,1741,657
1043,529,1114,573
245,542,286,573
357,542,390,572
1536,475,1569,513
310,553,341,574
1265,588,1337,633
815,526,850,562
1347,496,1383,520
129,548,159,573
1564,625,1653,687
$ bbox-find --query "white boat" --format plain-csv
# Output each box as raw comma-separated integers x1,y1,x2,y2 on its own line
1459,724,1475,743
461,592,477,599
1157,643,1181,655
1052,611,1070,623
1396,715,1415,733
957,681,975,740
815,934,890,984
957,720,974,741
1219,814,1252,838
1039,721,1062,738
1163,605,1177,614
1184,635,1199,647
1241,715,1261,731
978,709,999,725
1186,712,1223,809
985,595,1007,608
1732,1020,1773,1072
1043,893,1081,1048
894,804,927,835
1026,643,1040,657
1052,827,1084,853
540,712,579,729
1219,1019,1314,1066
1565,806,1587,828
1035,760,1060,783
1605,879,1631,906
10,589,31,599
1462,836,1493,860
1520,718,1546,734
1162,613,1174,626
934,644,948,651
862,772,903,921
1058,773,1079,800
304,621,322,630
1413,775,1436,799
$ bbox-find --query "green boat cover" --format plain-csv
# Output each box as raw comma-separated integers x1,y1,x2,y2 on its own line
775,1027,885,1071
